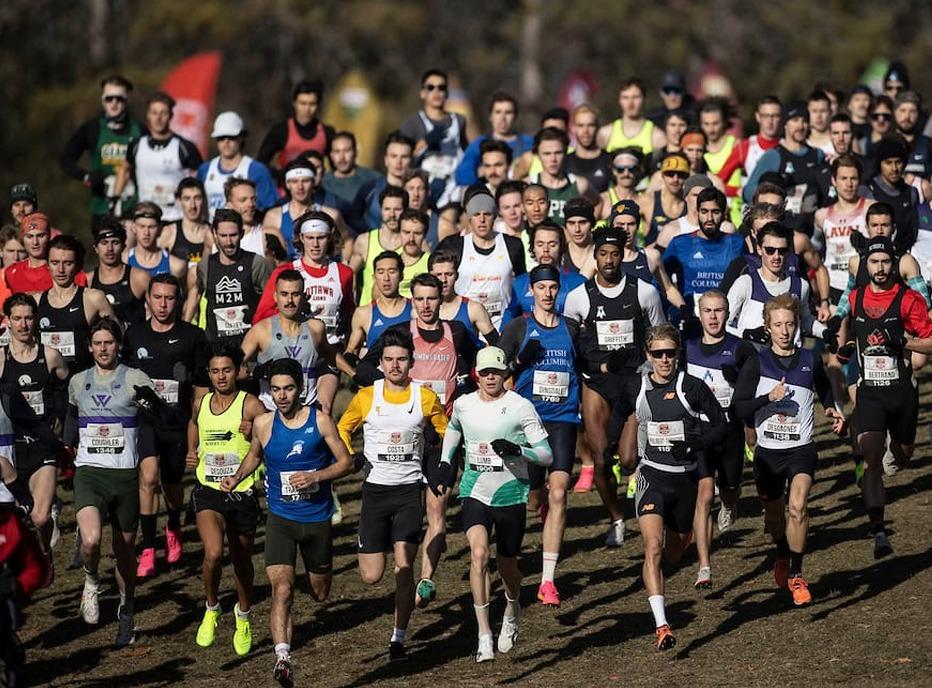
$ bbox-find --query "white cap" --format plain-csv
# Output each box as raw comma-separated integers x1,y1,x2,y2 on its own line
475,346,508,372
211,111,246,138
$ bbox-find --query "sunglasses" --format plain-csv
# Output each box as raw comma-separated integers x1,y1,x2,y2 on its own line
103,95,127,103
870,113,892,122
477,368,503,377
663,171,688,179
649,348,677,360
424,83,447,92
661,87,683,96
762,245,789,256
215,136,238,142
614,165,638,173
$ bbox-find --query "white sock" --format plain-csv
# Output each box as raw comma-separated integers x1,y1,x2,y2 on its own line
234,603,250,619
504,594,519,621
648,595,667,628
391,627,406,645
275,642,290,659
541,552,559,584
206,601,220,612
83,568,98,587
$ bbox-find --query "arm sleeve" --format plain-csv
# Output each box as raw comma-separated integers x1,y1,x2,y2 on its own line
687,378,729,445
64,404,79,448
726,275,751,336
518,403,552,466
903,289,932,337
719,255,748,296
562,285,589,323
834,272,858,319
498,318,525,365
249,161,281,211
742,149,779,204
422,390,449,437
336,389,370,452
59,120,97,181
907,273,932,309
638,280,666,325
449,320,478,370
731,354,770,422
178,137,203,170
439,411,463,464
256,122,288,164
504,235,528,276
454,137,483,186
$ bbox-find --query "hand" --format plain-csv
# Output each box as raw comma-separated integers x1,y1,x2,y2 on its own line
353,360,383,387
220,476,238,492
721,364,739,385
132,384,161,411
428,461,453,497
850,231,867,253
343,352,360,369
456,372,477,395
768,377,787,402
491,438,522,459
239,419,253,437
185,450,199,469
826,408,848,436
15,491,34,518
289,471,318,491
253,360,272,382
86,170,108,195
817,301,831,323
606,347,638,374
743,326,771,346
677,307,701,337
867,327,903,353
683,417,707,450
172,361,192,385
517,339,544,366
353,452,372,478
836,341,856,364
822,316,842,353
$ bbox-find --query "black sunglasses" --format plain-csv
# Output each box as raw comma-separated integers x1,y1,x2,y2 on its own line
614,165,638,173
215,136,238,142
663,171,688,179
424,83,447,92
649,348,677,360
762,245,789,256
103,95,127,103
870,113,892,122
661,87,683,96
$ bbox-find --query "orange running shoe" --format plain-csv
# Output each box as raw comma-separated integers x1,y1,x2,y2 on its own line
655,624,676,651
572,465,595,493
773,556,790,589
788,576,812,606
537,581,560,607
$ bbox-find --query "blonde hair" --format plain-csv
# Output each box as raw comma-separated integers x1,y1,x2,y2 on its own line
645,324,681,352
763,293,800,326
698,289,728,310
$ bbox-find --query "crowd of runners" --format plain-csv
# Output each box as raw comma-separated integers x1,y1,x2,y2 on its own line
2,59,932,686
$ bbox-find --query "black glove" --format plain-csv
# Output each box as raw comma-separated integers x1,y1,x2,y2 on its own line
253,360,272,382
86,170,108,196
428,461,454,497
822,316,842,353
491,438,522,459
606,347,639,374
5,477,33,517
850,231,867,253
683,417,708,450
343,352,360,369
353,360,384,387
677,306,701,338
517,339,544,367
836,341,856,364
456,373,477,395
743,326,771,346
132,384,163,413
352,452,372,478
721,364,739,385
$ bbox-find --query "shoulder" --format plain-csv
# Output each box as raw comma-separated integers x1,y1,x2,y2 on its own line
254,410,275,434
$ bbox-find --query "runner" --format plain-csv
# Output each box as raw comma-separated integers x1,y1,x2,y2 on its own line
323,131,382,220
337,327,447,662
124,274,208,577
429,250,498,349
716,96,782,198
455,91,533,187
475,140,512,196
432,346,552,662
653,175,737,250
125,202,188,279
565,104,613,194
639,154,687,246
700,97,742,219
563,226,665,546
359,132,414,232
223,177,288,262
563,199,599,278
66,317,156,646
39,235,114,373
350,186,409,306
220,358,352,687
5,212,87,298
732,294,847,606
846,86,873,141
499,264,581,607
262,159,322,258
613,324,727,649
187,341,267,655
257,79,334,169
599,148,643,220
87,218,149,328
598,77,667,155
8,183,38,226
158,178,209,267
806,90,834,157
396,209,431,298
685,291,755,588
861,136,920,256
527,127,590,223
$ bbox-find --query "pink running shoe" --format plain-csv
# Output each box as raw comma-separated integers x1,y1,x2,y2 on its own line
572,465,595,493
537,581,561,607
136,547,156,578
165,527,183,565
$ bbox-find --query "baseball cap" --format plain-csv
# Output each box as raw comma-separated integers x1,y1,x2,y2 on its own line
894,91,921,108
211,111,246,138
866,235,895,258
684,175,713,195
476,346,508,372
660,69,686,92
783,100,809,123
10,183,36,205
660,154,689,175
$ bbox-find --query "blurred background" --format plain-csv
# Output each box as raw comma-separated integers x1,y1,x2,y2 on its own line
3,0,932,241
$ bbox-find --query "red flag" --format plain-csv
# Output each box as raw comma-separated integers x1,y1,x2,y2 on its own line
161,52,223,157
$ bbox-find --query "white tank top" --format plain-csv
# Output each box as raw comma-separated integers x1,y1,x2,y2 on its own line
362,380,425,486
453,233,515,330
241,225,265,256
295,259,345,344
822,199,868,291
134,135,186,221
204,156,254,218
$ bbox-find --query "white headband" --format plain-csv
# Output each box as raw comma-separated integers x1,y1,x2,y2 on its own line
285,167,314,181
299,218,332,235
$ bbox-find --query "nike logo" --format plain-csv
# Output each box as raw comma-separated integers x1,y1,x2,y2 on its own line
68,307,80,313
168,339,179,344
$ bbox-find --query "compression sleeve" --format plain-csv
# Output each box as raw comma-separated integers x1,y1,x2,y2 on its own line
731,354,770,423
256,122,288,164
520,438,553,467
812,354,835,410
834,272,858,319
64,404,79,448
907,274,932,310
439,412,463,465
421,389,449,437
687,378,729,446
59,120,99,182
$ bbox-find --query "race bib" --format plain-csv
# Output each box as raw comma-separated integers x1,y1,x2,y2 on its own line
647,420,685,448
203,452,239,481
595,319,633,350
415,379,447,405
140,181,174,207
213,305,249,335
475,292,502,317
375,429,418,463
863,355,899,384
708,383,733,408
466,440,505,472
309,301,338,330
153,379,180,404
532,370,569,400
86,422,125,454
280,470,319,501
785,184,807,214
763,414,801,442
22,390,44,416
421,154,457,180
41,331,76,357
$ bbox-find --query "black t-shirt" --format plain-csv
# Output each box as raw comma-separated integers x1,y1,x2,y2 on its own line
564,150,613,193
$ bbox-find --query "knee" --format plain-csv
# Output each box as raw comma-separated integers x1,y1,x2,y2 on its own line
359,567,382,585
470,545,489,572
139,472,159,493
310,579,331,602
202,547,223,568
393,561,412,579
272,581,294,603
80,528,101,550
549,485,567,508
696,484,714,509
643,536,663,562
787,500,807,524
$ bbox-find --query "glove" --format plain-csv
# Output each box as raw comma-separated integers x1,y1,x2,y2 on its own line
253,360,272,382
491,438,522,459
132,384,162,412
721,364,739,385
821,316,842,353
836,341,856,364
456,372,477,395
353,360,384,387
850,231,867,253
684,417,708,450
743,326,771,346
676,305,701,337
606,347,639,374
5,478,33,517
86,170,108,196
517,339,544,367
343,352,360,369
428,461,454,497
352,452,372,478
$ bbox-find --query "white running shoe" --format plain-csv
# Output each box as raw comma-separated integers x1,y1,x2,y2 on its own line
498,606,520,653
604,519,625,547
80,580,100,625
476,634,495,663
881,447,899,476
50,500,61,549
717,506,736,533
331,490,344,525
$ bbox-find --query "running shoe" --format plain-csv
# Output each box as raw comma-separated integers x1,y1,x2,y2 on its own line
717,506,736,533
788,575,812,606
476,634,495,663
744,443,754,463
873,530,893,559
136,547,156,578
694,566,712,589
164,527,183,564
331,490,343,526
115,611,136,648
274,656,294,688
656,624,676,651
854,456,865,486
572,465,594,493
415,578,436,608
626,474,637,499
605,519,625,547
196,607,220,647
50,499,61,549
389,641,407,663
881,448,899,476
611,460,623,485
498,606,520,653
537,581,560,607
773,556,790,589
80,580,100,625
232,606,252,656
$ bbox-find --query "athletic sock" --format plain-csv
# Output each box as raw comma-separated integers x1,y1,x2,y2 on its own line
83,566,99,587
541,552,559,584
775,536,790,558
206,601,220,612
390,627,406,645
166,508,182,531
234,603,250,619
140,514,157,549
275,643,290,659
504,594,519,621
648,595,668,628
789,551,804,578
